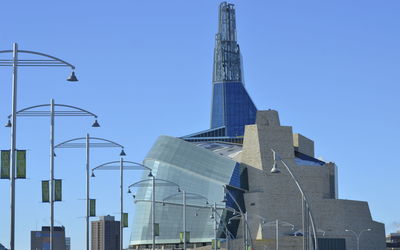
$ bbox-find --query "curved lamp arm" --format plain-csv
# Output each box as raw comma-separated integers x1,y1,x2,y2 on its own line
8,103,98,118
92,160,152,172
55,137,124,149
0,49,75,69
128,178,179,190
271,149,318,250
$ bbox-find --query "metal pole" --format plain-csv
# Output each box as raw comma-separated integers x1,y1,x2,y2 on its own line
9,42,18,250
120,157,124,250
152,175,155,250
214,202,217,250
245,212,248,250
357,234,360,250
302,195,305,250
183,190,186,250
86,134,90,250
50,99,55,250
276,219,278,250
243,214,246,250
226,228,229,250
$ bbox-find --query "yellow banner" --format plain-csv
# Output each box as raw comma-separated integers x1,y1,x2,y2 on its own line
42,181,49,203
55,179,62,201
16,150,26,179
1,150,10,179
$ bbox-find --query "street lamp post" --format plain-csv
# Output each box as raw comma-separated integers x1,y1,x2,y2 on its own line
55,135,125,250
162,191,209,250
5,100,98,250
222,186,252,250
129,178,181,250
270,149,318,250
345,228,372,250
0,43,77,250
262,219,295,250
91,160,151,250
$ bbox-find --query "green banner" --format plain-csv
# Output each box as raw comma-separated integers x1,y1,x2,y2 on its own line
42,181,49,203
55,179,62,202
212,239,220,249
90,199,96,217
16,150,26,179
154,223,159,236
122,213,128,228
1,150,10,179
180,232,190,243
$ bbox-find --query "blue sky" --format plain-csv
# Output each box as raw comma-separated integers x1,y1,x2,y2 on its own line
0,0,399,249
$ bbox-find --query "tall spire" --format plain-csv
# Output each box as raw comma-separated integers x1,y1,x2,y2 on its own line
213,2,242,83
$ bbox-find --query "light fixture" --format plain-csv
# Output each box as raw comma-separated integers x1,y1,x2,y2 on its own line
128,189,131,194
67,71,78,82
270,149,280,174
178,187,181,193
120,149,126,156
91,172,95,178
91,120,100,128
132,194,136,199
5,120,11,127
195,212,198,217
148,172,153,177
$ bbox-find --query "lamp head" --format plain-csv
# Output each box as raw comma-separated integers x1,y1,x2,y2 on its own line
270,162,280,174
92,119,100,128
128,189,131,194
120,149,126,156
177,187,181,193
132,194,136,199
195,212,198,217
67,71,78,82
367,229,372,231
5,119,11,127
148,172,153,177
91,172,95,178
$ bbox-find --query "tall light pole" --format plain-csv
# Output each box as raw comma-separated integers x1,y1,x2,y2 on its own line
162,191,209,250
0,43,77,250
222,186,252,250
55,135,125,250
345,228,372,250
129,178,181,250
5,100,98,250
92,160,151,250
270,149,318,250
262,219,294,250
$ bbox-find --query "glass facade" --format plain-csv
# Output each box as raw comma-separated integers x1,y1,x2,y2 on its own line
129,136,245,247
211,82,257,137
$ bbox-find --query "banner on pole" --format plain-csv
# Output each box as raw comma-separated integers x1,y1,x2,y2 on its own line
123,213,128,228
42,181,49,203
179,232,190,243
1,150,10,179
154,223,160,236
90,199,96,217
16,150,26,179
55,179,62,201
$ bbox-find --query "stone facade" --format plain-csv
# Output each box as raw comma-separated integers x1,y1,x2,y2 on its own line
233,110,386,250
